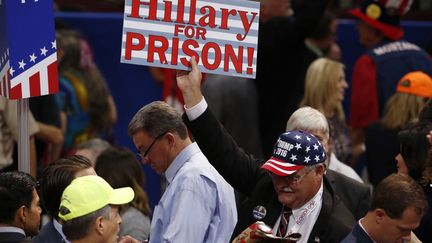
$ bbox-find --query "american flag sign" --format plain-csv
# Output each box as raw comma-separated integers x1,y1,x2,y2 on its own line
120,0,260,78
0,0,58,99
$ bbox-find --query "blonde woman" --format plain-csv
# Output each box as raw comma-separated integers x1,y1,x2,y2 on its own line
365,71,432,186
300,57,350,164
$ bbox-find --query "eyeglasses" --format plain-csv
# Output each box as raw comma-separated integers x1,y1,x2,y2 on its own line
137,132,167,160
269,166,316,184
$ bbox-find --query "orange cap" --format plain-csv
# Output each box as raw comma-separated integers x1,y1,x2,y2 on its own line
397,71,432,98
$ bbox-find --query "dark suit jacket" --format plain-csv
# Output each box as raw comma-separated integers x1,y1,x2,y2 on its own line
326,170,371,220
184,108,356,242
365,123,399,187
256,0,329,156
31,221,64,243
341,223,373,243
0,232,31,243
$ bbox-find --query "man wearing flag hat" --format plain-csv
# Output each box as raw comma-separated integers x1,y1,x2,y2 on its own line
349,0,432,158
176,59,355,242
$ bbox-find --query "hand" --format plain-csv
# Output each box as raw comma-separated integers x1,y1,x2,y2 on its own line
427,130,432,145
118,235,141,243
176,58,203,108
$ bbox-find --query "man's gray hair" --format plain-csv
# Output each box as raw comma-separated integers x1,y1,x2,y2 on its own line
286,106,330,140
76,138,111,154
62,205,111,241
128,101,188,139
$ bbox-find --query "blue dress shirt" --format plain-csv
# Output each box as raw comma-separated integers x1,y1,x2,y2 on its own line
149,142,237,243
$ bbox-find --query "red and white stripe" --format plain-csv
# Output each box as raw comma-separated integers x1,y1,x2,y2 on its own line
261,157,304,176
9,53,58,99
380,0,413,15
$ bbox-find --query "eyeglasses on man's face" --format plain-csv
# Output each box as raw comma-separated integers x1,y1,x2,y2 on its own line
137,132,167,160
269,166,316,184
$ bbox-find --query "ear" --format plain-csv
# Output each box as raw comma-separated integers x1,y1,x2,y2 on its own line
95,216,105,236
315,164,326,176
311,164,325,183
16,206,27,227
165,132,175,145
374,209,386,224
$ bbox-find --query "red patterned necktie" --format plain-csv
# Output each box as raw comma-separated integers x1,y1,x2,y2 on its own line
279,207,292,237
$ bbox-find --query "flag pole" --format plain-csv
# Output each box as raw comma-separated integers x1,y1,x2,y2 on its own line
17,98,30,174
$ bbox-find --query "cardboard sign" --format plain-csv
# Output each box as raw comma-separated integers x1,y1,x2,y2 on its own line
232,221,302,243
0,0,58,99
120,0,260,78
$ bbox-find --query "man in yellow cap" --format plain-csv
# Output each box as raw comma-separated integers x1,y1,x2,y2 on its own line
58,175,138,243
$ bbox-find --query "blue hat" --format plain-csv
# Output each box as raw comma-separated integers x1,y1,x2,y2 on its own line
261,130,326,176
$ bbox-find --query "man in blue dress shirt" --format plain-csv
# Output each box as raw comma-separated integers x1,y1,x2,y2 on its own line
128,101,237,243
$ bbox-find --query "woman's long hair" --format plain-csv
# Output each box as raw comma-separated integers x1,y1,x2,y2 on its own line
380,94,427,130
95,147,151,216
300,57,345,121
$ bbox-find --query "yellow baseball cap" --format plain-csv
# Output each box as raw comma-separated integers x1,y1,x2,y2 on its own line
58,175,135,221
397,71,432,98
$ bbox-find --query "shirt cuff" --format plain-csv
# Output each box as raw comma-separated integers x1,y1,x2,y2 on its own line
184,97,207,121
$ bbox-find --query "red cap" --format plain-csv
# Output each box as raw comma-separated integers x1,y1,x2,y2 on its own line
349,0,413,40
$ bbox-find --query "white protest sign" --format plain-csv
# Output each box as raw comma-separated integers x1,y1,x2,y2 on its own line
120,0,260,78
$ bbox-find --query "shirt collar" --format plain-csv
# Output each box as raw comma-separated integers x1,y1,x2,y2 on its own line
305,39,324,58
0,226,25,235
165,142,200,184
359,218,377,243
291,181,324,221
53,219,70,243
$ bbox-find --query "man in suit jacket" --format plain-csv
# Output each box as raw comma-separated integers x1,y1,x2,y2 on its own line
255,0,329,156
286,106,371,220
325,170,370,220
342,173,427,243
0,171,41,242
31,221,64,243
177,59,355,242
32,155,96,243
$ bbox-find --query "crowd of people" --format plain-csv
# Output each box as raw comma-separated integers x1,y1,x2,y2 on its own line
1,0,432,242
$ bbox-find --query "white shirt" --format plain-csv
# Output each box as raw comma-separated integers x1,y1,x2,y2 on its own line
272,182,323,243
184,96,207,120
329,153,363,183
358,218,377,243
0,226,25,236
0,97,39,169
